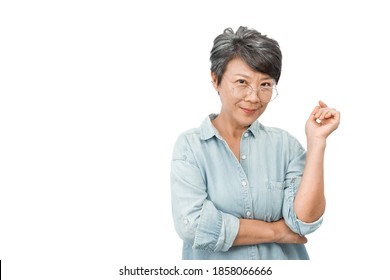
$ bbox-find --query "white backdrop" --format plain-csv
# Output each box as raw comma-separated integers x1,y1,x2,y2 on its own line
1,0,389,279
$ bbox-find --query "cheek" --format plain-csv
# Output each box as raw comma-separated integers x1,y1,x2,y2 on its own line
257,105,267,116
219,90,235,104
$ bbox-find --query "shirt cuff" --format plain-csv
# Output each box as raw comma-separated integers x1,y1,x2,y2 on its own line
283,176,324,235
193,200,240,252
296,214,324,235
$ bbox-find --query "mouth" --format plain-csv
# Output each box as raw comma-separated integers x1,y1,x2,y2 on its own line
241,107,258,115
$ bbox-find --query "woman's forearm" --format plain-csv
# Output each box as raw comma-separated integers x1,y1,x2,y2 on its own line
294,137,327,223
233,219,274,246
233,219,307,246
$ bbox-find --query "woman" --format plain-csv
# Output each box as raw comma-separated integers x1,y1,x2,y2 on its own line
170,26,340,260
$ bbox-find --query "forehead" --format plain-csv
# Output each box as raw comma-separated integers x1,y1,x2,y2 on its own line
225,57,271,80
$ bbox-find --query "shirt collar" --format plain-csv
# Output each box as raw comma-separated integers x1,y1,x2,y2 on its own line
200,114,264,140
200,114,218,140
247,120,264,138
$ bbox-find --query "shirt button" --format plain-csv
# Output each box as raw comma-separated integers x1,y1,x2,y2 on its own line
244,132,249,138
246,211,251,217
241,180,247,187
241,155,247,160
183,218,189,225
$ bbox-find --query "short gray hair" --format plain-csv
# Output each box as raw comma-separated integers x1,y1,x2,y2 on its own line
210,26,282,85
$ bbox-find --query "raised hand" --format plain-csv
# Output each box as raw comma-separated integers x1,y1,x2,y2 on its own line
305,100,340,140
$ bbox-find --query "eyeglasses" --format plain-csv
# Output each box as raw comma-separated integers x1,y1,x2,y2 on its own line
232,81,278,103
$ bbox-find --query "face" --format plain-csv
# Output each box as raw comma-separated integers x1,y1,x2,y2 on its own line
211,57,274,129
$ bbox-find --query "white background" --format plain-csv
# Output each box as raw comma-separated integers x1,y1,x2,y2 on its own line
1,0,389,279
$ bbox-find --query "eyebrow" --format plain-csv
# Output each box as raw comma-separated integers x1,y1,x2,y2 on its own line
232,73,252,79
233,73,272,81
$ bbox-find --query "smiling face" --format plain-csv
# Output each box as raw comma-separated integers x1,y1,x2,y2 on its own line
212,57,274,131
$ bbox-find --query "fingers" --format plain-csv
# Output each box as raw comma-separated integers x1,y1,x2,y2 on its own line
311,100,327,116
312,100,338,121
273,219,309,244
298,235,308,244
319,100,328,108
307,101,340,137
316,108,338,120
311,106,321,115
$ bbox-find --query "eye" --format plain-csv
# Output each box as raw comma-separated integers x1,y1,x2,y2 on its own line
237,79,246,84
261,81,272,87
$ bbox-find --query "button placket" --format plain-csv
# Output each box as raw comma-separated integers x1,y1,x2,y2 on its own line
240,130,253,219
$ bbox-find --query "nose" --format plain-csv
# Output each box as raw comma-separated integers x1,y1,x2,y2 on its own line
244,89,260,103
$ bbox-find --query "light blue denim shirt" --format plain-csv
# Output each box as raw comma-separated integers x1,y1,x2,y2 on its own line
171,114,323,260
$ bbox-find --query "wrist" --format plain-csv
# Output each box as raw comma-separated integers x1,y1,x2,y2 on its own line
271,221,280,242
306,136,327,150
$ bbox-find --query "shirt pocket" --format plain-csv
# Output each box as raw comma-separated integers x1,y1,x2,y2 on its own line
260,180,285,222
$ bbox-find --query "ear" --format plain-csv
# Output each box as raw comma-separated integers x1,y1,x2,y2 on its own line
211,72,218,90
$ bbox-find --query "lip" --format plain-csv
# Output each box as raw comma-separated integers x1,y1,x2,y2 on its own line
241,107,258,115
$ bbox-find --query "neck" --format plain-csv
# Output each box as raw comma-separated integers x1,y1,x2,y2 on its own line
212,114,248,140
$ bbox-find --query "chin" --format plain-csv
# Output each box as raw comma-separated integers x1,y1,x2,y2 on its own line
238,114,259,127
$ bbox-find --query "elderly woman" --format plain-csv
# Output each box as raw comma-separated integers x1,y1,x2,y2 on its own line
170,26,340,260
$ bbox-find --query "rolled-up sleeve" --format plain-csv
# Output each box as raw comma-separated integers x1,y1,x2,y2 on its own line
171,135,239,252
283,176,323,236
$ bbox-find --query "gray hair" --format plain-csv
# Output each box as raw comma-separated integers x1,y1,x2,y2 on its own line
210,26,282,85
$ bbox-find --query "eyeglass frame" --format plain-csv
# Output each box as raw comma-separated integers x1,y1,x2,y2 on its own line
231,79,279,103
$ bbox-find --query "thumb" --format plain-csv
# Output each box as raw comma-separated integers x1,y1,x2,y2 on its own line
319,100,328,108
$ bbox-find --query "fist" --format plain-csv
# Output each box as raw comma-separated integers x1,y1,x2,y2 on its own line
305,100,340,140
